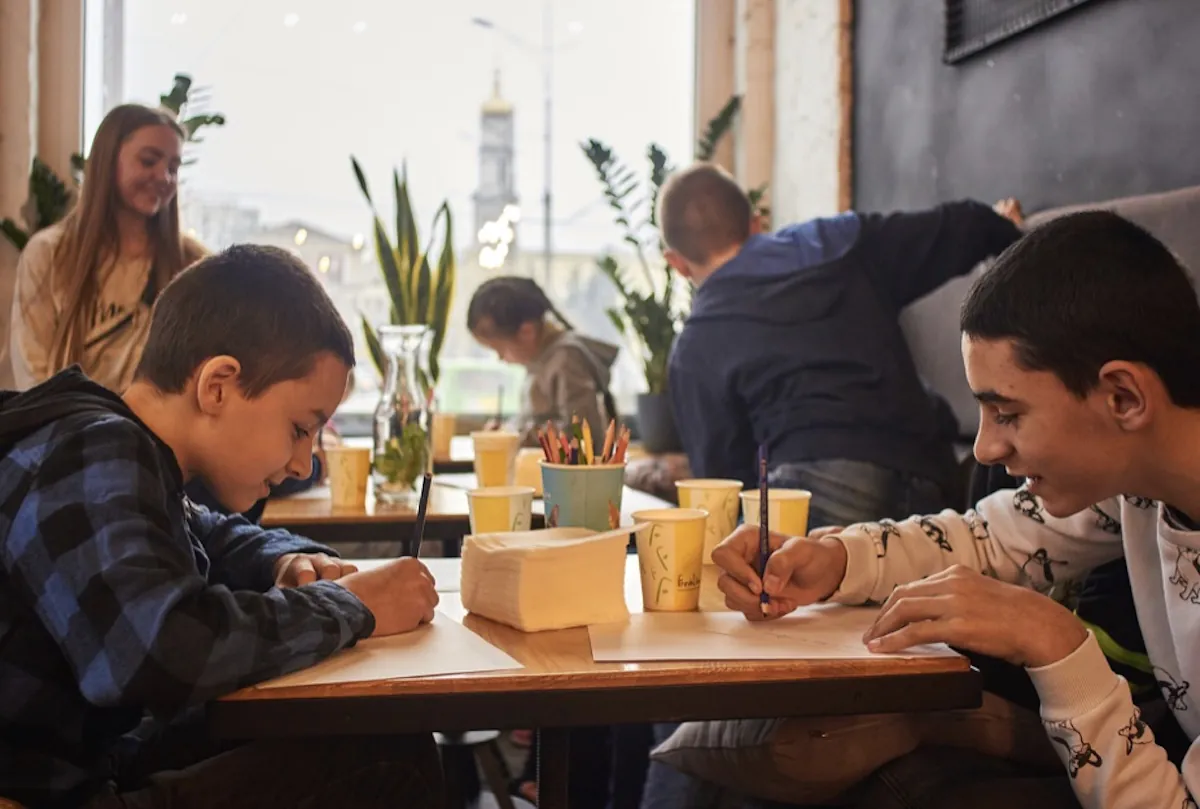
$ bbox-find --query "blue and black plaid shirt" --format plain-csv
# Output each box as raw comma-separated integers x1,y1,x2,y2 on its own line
0,371,374,807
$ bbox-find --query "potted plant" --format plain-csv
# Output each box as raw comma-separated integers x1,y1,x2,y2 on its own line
580,96,767,453
349,158,456,501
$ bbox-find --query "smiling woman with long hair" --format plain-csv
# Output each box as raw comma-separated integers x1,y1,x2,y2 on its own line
9,103,206,392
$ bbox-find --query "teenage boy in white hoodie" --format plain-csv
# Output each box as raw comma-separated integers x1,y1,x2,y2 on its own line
715,210,1200,808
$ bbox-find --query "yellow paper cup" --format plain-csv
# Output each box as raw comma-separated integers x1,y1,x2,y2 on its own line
471,431,520,487
432,412,456,461
676,479,744,563
740,489,812,536
467,486,536,535
633,508,707,612
325,446,371,509
514,447,545,496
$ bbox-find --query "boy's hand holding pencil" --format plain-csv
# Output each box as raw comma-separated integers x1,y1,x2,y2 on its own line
710,524,849,621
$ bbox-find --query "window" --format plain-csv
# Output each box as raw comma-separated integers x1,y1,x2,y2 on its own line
83,0,694,429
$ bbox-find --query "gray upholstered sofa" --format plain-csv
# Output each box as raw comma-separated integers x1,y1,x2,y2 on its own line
902,184,1200,438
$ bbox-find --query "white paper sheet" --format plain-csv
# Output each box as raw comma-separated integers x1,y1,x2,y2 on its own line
588,604,957,662
257,611,522,688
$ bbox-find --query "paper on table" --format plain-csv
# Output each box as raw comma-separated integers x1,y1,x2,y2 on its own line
257,611,521,688
588,604,957,662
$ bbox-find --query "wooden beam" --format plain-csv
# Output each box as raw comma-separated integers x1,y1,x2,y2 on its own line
693,0,736,170
837,0,855,212
37,0,84,182
736,0,775,204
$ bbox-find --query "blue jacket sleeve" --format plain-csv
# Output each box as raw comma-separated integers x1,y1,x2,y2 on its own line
669,335,756,488
2,418,374,715
856,200,1022,310
187,502,339,592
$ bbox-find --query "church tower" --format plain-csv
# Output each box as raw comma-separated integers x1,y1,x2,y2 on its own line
474,70,518,250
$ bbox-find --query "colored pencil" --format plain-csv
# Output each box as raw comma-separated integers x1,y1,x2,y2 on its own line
411,473,433,559
582,420,595,465
601,420,616,464
758,444,770,616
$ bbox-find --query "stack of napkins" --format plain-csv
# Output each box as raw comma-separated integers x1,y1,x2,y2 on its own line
461,526,634,632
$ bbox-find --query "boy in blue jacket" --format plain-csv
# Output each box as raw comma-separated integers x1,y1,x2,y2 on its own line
0,245,441,809
660,163,1022,527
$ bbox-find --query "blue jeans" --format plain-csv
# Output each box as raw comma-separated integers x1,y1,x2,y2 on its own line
770,458,950,529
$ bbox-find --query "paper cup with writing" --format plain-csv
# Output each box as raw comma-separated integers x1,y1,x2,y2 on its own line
467,486,536,535
472,431,521,487
325,446,371,509
432,412,456,461
676,479,743,563
740,489,812,536
514,447,545,496
633,508,707,612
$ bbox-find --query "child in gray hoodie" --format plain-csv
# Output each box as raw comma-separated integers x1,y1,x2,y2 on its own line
468,276,618,444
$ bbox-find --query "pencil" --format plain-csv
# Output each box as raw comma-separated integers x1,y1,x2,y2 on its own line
613,428,630,464
582,420,595,465
411,472,433,559
601,420,615,464
758,444,770,616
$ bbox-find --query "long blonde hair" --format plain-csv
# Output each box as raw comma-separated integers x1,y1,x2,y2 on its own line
45,103,202,374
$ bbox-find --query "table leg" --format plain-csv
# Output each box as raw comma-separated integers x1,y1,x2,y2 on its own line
537,728,570,809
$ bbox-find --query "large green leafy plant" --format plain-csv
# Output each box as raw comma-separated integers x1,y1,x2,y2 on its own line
0,73,225,251
350,158,456,384
581,96,767,394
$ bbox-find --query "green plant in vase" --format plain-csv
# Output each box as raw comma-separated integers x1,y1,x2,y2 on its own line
371,324,435,505
372,411,430,497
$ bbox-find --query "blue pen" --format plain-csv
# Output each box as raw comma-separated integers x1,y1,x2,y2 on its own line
758,444,770,615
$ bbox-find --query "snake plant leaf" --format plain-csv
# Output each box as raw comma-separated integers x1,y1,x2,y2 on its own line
395,166,420,316
351,156,375,207
361,313,386,378
428,201,456,383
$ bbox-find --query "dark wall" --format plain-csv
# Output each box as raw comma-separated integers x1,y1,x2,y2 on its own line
854,0,1200,213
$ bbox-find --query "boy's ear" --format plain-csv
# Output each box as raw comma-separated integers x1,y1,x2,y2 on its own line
664,249,693,282
1097,360,1152,430
194,355,244,415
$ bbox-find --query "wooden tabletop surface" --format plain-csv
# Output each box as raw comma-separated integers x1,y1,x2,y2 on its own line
220,556,972,702
261,479,674,527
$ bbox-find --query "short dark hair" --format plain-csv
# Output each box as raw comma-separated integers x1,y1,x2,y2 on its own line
136,244,356,396
467,275,573,336
657,163,752,265
960,210,1200,407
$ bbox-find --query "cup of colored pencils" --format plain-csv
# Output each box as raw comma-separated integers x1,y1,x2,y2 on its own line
538,418,630,532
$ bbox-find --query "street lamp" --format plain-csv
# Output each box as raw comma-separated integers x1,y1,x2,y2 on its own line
472,3,578,286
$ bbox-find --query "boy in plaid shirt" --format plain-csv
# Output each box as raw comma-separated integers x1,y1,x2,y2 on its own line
0,245,441,808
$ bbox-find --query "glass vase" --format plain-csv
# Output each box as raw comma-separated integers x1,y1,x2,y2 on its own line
372,324,434,506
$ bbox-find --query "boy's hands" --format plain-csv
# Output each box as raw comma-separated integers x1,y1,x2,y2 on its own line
336,558,439,636
711,525,848,620
862,565,1088,668
274,553,358,587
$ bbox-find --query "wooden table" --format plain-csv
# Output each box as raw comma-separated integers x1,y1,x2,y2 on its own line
210,557,981,808
262,478,674,553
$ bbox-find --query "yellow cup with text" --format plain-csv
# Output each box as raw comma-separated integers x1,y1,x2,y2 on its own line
633,508,707,612
432,412,456,461
472,431,520,487
325,446,371,509
676,479,744,563
740,489,812,536
467,486,536,535
514,447,545,496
